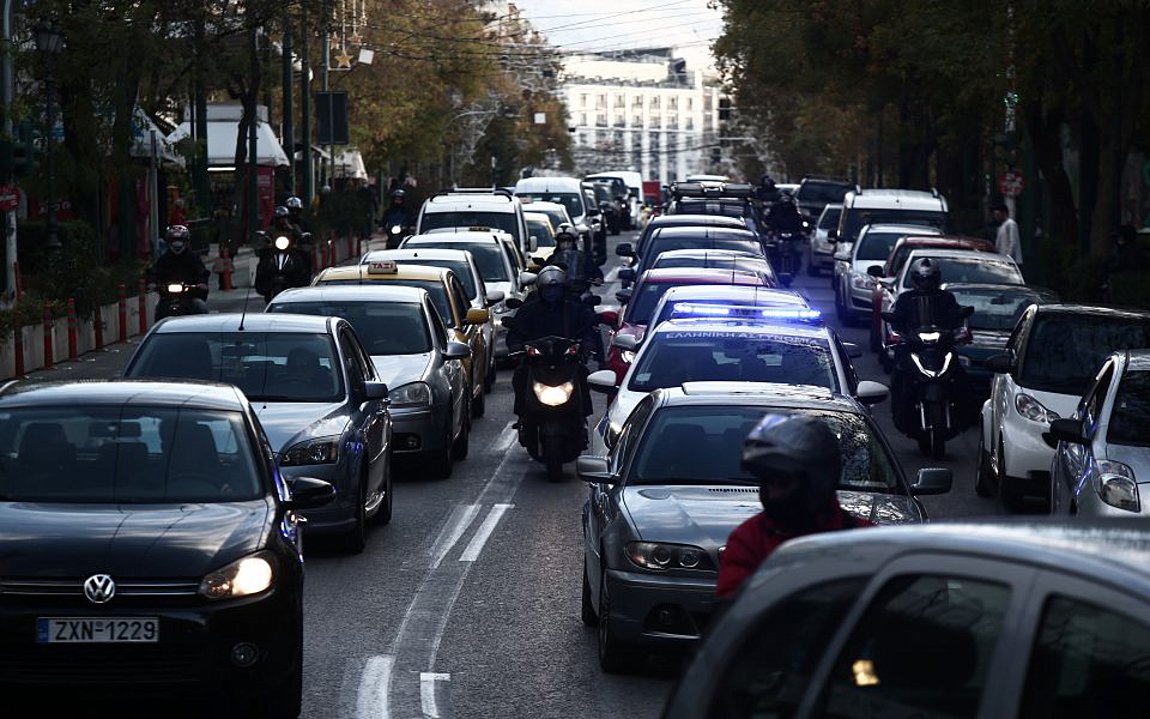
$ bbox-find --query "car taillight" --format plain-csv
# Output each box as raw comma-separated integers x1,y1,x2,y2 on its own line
565,344,580,356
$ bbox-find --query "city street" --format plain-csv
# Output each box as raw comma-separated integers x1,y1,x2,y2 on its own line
21,229,995,719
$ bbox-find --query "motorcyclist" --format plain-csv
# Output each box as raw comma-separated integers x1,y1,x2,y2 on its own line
271,205,304,244
547,223,603,294
152,225,209,318
715,414,872,601
285,195,311,235
755,174,781,204
887,257,970,432
254,215,313,304
766,192,805,235
380,188,415,248
507,265,603,415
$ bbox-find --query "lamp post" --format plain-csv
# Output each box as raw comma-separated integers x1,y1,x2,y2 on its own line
33,22,63,252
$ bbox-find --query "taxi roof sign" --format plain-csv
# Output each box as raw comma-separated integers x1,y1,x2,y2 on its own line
367,260,398,274
468,226,493,232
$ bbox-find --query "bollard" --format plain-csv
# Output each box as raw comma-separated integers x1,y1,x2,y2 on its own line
137,279,147,335
94,304,104,350
13,325,23,376
66,298,78,361
42,303,54,369
13,260,22,300
117,284,128,343
222,246,233,291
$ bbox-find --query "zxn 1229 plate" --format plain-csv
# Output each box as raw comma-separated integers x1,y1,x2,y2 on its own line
36,617,159,644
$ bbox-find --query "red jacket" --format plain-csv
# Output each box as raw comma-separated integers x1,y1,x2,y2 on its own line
715,500,873,599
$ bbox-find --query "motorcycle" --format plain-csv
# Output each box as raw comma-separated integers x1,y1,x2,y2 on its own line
257,232,311,304
766,229,805,286
883,307,974,459
385,223,411,249
511,334,592,481
155,282,208,320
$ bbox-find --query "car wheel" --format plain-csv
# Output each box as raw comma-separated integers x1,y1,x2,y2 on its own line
472,383,486,418
452,403,471,461
581,558,597,627
598,569,640,674
375,467,393,525
998,439,1024,513
974,433,994,497
428,414,454,479
340,481,367,554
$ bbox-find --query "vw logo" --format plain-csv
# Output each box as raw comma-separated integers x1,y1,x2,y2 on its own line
83,574,116,604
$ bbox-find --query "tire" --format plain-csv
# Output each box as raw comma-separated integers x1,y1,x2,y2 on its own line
928,403,947,459
543,435,564,482
598,570,641,674
998,439,1024,513
428,414,455,479
974,434,994,497
339,481,367,554
581,558,598,627
375,468,393,525
453,404,471,461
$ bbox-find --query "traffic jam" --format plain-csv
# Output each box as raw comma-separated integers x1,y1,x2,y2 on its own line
4,176,1150,719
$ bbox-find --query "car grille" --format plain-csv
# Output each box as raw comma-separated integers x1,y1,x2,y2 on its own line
0,645,204,685
0,578,200,608
706,487,756,494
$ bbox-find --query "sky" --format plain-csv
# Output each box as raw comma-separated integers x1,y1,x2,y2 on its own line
507,0,724,72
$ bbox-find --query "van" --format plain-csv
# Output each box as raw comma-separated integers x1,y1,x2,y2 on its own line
416,189,532,256
586,171,643,227
515,176,605,264
833,188,948,245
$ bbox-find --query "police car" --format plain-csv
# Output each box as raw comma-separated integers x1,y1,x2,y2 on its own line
587,305,888,455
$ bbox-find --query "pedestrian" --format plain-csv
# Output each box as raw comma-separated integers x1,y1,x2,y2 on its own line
992,202,1023,275
715,414,873,602
210,247,234,291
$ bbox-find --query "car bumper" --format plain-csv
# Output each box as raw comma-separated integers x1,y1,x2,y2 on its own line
1002,411,1056,486
847,285,874,317
389,407,443,455
604,567,717,651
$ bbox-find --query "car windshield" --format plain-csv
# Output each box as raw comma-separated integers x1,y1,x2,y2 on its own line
1020,317,1150,394
420,211,519,239
949,288,1039,331
630,406,899,492
268,301,431,355
901,257,1022,288
845,209,945,242
799,182,851,205
0,406,263,503
409,242,507,284
629,331,837,392
128,332,344,402
318,277,455,326
1108,371,1150,447
651,255,770,279
537,208,569,229
856,231,910,261
672,200,749,219
527,219,556,247
517,192,583,220
818,207,842,230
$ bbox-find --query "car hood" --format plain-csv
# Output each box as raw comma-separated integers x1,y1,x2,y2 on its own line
371,352,433,388
253,401,349,453
967,329,1011,351
1023,388,1082,419
851,258,883,275
1102,444,1150,481
0,500,271,578
621,486,923,545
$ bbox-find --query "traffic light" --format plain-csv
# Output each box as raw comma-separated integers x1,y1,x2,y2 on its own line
1,121,38,180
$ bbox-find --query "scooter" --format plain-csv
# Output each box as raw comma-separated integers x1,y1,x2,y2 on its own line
155,282,209,320
512,334,592,481
257,233,311,304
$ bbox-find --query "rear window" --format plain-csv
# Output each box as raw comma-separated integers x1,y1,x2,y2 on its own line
842,208,946,242
420,211,519,240
856,231,912,262
317,277,455,327
268,301,431,355
407,242,508,284
799,182,851,206
526,219,555,247
1108,371,1150,447
948,288,1042,331
818,207,842,230
1020,317,1150,394
900,257,1022,288
516,192,583,221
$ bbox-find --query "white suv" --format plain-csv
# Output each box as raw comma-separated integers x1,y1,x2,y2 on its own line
832,188,948,245
416,189,533,257
833,223,939,325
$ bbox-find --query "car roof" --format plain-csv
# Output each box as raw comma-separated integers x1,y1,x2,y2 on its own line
894,235,993,250
647,214,747,228
903,248,1015,263
653,383,862,412
315,264,450,283
0,379,248,411
150,312,336,334
1033,303,1150,321
859,223,943,236
269,284,427,305
515,176,582,191
637,267,767,285
650,226,759,240
655,248,765,260
362,248,475,264
519,200,569,212
422,193,518,211
844,188,948,211
941,282,1050,295
652,318,830,341
404,232,502,246
658,284,809,305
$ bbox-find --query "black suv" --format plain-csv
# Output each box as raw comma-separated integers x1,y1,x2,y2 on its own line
795,177,854,219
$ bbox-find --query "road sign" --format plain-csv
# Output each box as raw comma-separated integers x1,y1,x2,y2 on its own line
999,170,1025,198
0,184,20,212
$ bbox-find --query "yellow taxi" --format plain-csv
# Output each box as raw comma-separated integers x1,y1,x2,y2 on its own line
312,261,493,417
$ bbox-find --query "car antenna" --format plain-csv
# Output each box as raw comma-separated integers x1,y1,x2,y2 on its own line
238,282,254,331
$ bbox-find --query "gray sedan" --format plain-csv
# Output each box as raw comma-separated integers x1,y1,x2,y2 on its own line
267,285,472,480
123,313,392,553
577,384,951,672
1047,348,1150,517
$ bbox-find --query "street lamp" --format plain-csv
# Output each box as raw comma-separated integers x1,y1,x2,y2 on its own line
34,22,63,252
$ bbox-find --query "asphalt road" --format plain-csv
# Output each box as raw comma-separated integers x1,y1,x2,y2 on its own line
22,228,998,718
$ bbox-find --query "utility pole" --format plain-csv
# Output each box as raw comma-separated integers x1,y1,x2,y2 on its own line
300,0,313,205
282,3,294,197
1,0,17,303
321,0,331,188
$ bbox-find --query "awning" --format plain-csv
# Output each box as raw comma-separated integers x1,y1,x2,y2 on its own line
168,115,289,168
334,148,368,180
130,108,184,167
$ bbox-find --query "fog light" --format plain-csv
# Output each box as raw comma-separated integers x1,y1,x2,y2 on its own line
231,642,260,668
655,607,678,626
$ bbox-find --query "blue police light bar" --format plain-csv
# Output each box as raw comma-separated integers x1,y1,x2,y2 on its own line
670,302,822,322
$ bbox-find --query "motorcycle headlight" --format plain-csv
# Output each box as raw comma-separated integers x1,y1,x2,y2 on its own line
917,331,942,343
199,551,276,600
533,381,574,406
390,382,432,407
1097,460,1140,512
1014,393,1060,424
390,225,402,234
274,236,291,250
280,436,340,466
166,283,184,294
625,542,715,571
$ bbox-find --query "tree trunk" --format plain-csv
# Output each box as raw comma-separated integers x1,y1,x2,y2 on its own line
1025,101,1078,251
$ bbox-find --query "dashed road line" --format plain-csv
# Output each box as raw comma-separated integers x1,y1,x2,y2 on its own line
459,503,513,562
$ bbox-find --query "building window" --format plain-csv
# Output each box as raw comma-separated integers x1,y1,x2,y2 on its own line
650,116,661,129
687,97,694,111
632,94,643,108
614,93,625,108
669,96,678,111
596,94,607,110
686,116,694,131
632,114,643,128
579,113,588,126
613,113,626,128
580,94,588,109
596,113,608,127
649,95,660,110
578,132,588,146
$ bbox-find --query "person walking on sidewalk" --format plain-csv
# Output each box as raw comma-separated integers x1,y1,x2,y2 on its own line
993,202,1023,277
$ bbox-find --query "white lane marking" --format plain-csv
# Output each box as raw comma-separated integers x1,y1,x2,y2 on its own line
604,266,620,283
492,420,517,454
357,655,394,719
428,504,481,570
420,673,450,718
459,503,514,562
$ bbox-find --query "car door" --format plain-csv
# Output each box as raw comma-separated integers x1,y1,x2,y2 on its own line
1060,360,1116,510
338,326,388,498
991,306,1036,462
451,273,485,390
427,297,465,430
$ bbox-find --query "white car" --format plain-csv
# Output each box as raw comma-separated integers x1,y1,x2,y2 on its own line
833,223,940,325
807,203,841,276
415,188,532,258
977,303,1150,512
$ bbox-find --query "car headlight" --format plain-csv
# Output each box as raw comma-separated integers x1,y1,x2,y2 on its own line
390,382,432,407
850,273,874,291
199,551,276,600
1014,393,1060,424
1097,460,1140,512
281,436,340,466
492,302,511,315
626,542,715,571
533,381,574,406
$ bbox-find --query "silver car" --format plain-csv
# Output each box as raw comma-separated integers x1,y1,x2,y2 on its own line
808,202,841,275
1048,349,1150,517
578,384,950,673
123,313,392,553
266,285,472,480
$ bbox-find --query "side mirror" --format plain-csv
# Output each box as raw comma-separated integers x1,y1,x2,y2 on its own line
843,341,863,359
528,235,539,251
854,380,889,406
362,381,389,401
911,467,953,495
518,271,538,286
615,289,633,305
616,243,635,257
587,369,619,393
576,455,617,484
617,268,636,282
597,309,618,327
866,265,885,278
613,334,639,352
583,294,602,307
1044,417,1088,449
285,476,337,510
485,290,506,305
444,341,471,360
465,308,491,324
984,353,1015,374
505,296,524,310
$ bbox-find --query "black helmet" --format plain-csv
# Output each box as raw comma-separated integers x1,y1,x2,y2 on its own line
165,225,190,254
285,196,303,211
760,174,775,190
911,257,942,292
536,265,568,290
742,414,842,511
274,205,290,219
391,188,406,200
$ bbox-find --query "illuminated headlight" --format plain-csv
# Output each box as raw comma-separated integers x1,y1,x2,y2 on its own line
909,352,953,379
281,436,340,466
166,283,185,294
626,542,714,571
1098,461,1140,512
1014,393,1060,424
533,381,574,406
390,382,432,407
199,552,275,600
274,236,290,250
917,331,942,343
390,225,403,234
850,273,874,291
621,350,636,364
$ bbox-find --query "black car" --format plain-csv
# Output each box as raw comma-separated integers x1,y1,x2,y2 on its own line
794,177,854,219
0,380,334,716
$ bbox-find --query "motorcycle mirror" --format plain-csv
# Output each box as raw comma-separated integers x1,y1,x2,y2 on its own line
583,294,601,307
504,297,524,310
961,305,975,318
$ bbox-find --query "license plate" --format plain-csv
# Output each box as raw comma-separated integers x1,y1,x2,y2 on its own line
36,617,159,644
